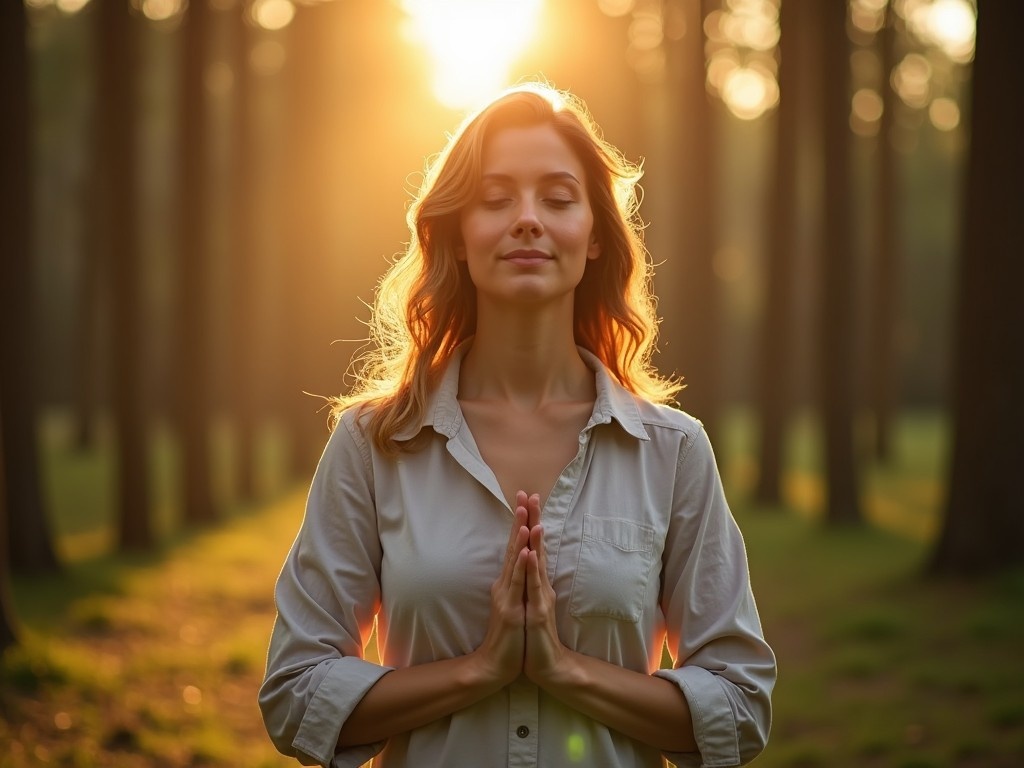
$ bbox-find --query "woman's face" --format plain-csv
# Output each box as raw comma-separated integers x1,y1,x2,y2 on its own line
458,122,599,309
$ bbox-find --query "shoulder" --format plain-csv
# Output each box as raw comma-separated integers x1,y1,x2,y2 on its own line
632,396,703,439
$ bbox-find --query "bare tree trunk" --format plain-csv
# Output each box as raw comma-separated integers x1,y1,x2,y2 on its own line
754,0,803,506
820,0,862,526
96,0,154,551
279,6,339,479
869,2,901,462
230,16,259,503
929,2,1024,575
664,0,721,439
177,1,218,525
1,0,61,575
0,433,18,649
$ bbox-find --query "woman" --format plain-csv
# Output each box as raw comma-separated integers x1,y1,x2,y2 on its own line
259,83,775,768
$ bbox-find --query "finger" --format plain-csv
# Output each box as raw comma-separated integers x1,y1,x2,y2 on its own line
510,546,529,597
504,505,528,560
525,549,543,601
529,524,548,579
502,523,530,589
527,493,542,530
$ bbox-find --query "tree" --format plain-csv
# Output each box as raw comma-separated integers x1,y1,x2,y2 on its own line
228,12,262,503
0,4,29,646
819,0,863,525
1,0,61,575
176,0,218,524
0,423,18,650
96,0,154,550
662,0,722,439
867,2,902,462
754,0,804,506
929,3,1024,575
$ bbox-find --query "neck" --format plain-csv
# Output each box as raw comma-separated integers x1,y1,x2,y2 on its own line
459,302,593,407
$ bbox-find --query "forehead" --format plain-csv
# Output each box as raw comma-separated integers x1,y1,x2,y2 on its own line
480,123,586,182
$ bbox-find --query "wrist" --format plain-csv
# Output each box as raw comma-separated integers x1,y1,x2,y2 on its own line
462,649,518,694
532,647,586,694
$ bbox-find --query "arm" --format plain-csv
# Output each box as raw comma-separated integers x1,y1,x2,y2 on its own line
259,418,529,765
653,426,776,766
338,506,531,746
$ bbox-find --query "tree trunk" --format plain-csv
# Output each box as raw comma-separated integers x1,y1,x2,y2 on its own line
230,15,259,503
0,423,18,650
280,6,341,479
820,0,863,526
96,0,154,551
929,3,1024,575
664,0,721,440
177,1,218,525
754,0,803,506
868,2,901,462
1,0,61,575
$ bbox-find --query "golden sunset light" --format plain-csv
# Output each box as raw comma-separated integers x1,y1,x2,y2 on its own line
400,0,544,111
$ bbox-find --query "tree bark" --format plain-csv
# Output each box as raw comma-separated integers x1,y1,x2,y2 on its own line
0,420,18,650
230,15,259,503
754,0,803,506
820,0,863,526
177,1,218,524
1,0,61,575
868,2,901,463
96,0,154,550
663,0,721,440
929,2,1024,575
1,4,30,645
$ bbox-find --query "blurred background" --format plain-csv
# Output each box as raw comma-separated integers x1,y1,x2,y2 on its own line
2,1,1023,766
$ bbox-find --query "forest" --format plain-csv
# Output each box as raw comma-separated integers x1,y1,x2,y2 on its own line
1,0,1022,766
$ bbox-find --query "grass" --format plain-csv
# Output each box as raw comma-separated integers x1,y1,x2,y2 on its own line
2,408,1022,767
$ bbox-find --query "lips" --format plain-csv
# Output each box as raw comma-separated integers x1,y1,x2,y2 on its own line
501,249,552,266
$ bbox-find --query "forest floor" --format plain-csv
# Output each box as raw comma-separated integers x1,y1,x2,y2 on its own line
2,412,1023,767
1,492,302,768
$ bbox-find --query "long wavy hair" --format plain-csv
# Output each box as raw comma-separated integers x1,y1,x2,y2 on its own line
332,82,680,453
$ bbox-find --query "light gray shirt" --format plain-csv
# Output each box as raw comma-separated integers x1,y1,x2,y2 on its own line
259,347,775,767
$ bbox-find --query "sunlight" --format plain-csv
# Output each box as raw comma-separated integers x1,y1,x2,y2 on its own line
899,0,976,62
704,0,780,120
400,0,544,111
721,65,779,121
139,0,183,22
250,0,296,31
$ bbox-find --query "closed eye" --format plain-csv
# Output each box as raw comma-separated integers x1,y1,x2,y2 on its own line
481,198,512,209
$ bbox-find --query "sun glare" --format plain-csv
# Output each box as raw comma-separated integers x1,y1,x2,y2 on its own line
401,0,544,111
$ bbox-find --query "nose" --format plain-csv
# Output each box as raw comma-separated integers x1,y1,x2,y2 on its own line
511,200,543,238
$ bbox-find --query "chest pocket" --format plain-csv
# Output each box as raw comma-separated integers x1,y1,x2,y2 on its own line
569,515,655,622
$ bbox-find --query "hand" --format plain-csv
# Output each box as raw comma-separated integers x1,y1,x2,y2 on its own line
471,501,528,687
522,493,570,687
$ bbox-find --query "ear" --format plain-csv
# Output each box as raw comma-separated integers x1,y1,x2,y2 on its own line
587,234,600,260
455,244,467,261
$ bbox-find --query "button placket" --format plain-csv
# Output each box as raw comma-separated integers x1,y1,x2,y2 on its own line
507,679,538,767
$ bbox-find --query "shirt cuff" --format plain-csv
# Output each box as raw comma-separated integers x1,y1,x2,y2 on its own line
292,656,393,768
654,666,740,768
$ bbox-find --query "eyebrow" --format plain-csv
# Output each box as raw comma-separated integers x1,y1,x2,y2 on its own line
480,171,582,185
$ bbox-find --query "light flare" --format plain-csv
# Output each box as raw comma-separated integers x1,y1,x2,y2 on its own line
401,0,544,111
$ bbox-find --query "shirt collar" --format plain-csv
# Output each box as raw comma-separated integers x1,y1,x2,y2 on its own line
394,341,650,442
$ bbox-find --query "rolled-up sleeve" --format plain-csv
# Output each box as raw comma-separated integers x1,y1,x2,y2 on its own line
259,412,395,768
655,425,776,768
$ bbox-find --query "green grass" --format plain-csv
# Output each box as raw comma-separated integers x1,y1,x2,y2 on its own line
2,408,1022,767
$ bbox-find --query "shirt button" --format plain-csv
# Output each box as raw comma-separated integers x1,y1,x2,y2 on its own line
516,725,530,738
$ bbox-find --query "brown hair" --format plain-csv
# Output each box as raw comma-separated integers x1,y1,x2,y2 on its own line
332,82,679,453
